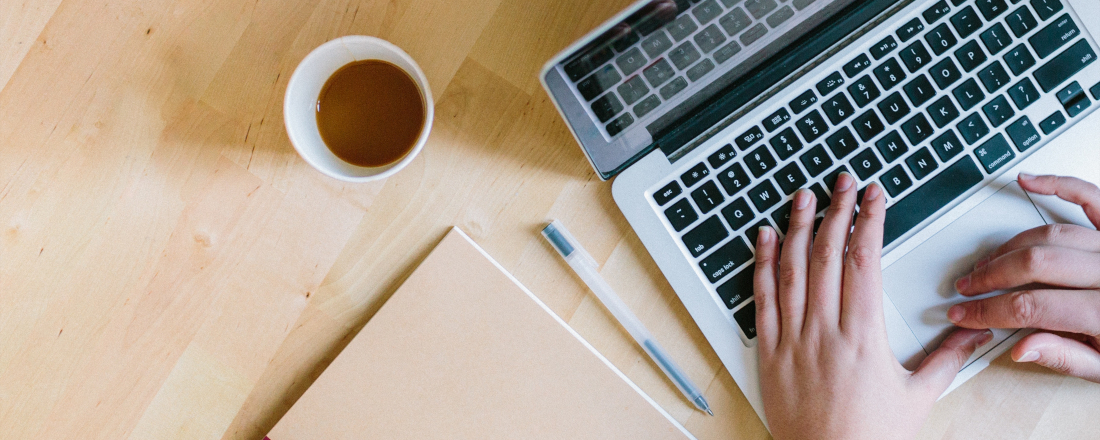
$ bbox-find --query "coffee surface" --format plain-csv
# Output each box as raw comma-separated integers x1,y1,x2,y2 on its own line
316,60,425,168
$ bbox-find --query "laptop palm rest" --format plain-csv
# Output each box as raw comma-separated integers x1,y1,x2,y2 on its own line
882,182,1047,366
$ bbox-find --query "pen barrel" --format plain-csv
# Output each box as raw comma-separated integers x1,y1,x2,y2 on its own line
642,339,704,404
568,259,654,343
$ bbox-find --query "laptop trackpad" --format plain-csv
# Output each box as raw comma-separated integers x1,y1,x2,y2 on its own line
883,182,1047,362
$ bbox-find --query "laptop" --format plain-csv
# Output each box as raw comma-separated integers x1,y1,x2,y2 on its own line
541,0,1100,424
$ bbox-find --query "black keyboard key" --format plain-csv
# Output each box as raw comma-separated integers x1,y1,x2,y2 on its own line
695,24,728,54
877,92,911,125
665,198,699,231
717,267,753,309
897,18,925,43
903,74,937,107
905,147,939,180
591,94,624,122
1005,116,1041,151
953,78,986,110
826,127,859,159
884,156,983,245
1003,44,1036,76
654,181,682,206
1030,0,1062,21
660,77,689,99
901,113,934,145
822,93,855,124
1009,77,1040,109
641,32,674,59
875,130,910,163
817,71,846,95
923,1,952,24
871,36,899,60
769,127,804,160
848,75,881,107
1059,83,1091,118
736,126,765,150
853,110,885,141
683,216,729,257
927,23,959,56
748,179,782,212
771,201,794,233
564,46,614,81
767,5,795,27
930,57,963,88
634,95,662,118
880,165,914,197
733,301,757,339
981,23,1012,55
718,162,752,196
844,54,873,77
951,6,983,39
763,108,792,132
790,90,819,114
800,144,834,177
644,58,677,87
746,0,779,19
611,31,641,52
775,162,808,195
1034,39,1097,93
974,133,1016,173
692,181,726,213
578,66,621,100
976,0,1009,21
1030,14,1079,59
617,76,650,106
900,41,933,73
793,0,817,10
931,129,965,161
795,110,829,143
1092,81,1100,100
957,112,990,145
1005,6,1038,38
874,58,907,90
1039,111,1066,134
714,41,744,64
606,113,634,136
978,61,1011,92
722,197,756,231
850,148,884,180
709,144,738,169
955,40,988,72
982,95,1015,127
694,1,724,24
669,42,702,70
699,236,752,282
682,162,711,187
687,58,715,81
720,7,753,36
746,219,772,246
929,96,961,128
741,23,769,46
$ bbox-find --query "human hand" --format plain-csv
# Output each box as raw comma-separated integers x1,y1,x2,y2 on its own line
754,173,991,440
950,174,1100,382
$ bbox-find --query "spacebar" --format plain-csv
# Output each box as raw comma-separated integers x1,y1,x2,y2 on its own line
884,157,983,246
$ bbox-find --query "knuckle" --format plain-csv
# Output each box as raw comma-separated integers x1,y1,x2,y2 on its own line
778,264,803,286
811,243,842,265
1021,247,1047,273
1042,349,1075,375
847,244,879,270
1041,224,1064,243
1011,291,1040,327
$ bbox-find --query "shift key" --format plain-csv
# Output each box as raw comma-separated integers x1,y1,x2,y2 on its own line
1034,39,1097,92
698,237,753,283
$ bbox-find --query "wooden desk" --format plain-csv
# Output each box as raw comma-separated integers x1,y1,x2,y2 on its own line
1,0,1096,438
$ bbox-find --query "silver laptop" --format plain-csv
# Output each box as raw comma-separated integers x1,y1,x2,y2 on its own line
541,0,1100,424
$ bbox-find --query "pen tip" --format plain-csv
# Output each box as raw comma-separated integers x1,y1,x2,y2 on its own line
706,408,714,416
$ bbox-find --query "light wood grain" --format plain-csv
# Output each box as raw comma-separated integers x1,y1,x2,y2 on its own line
0,0,1096,439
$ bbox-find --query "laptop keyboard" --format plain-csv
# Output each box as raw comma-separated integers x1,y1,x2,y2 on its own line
647,0,1099,342
563,0,824,138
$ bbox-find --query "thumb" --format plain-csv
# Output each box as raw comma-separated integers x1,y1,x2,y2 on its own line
1012,332,1100,383
911,329,993,398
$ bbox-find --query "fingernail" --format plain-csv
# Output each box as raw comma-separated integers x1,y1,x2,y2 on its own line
948,305,965,323
974,256,990,270
1018,172,1035,181
758,227,773,245
795,189,812,209
835,172,854,192
978,330,994,346
864,183,882,201
1016,351,1039,362
955,274,971,292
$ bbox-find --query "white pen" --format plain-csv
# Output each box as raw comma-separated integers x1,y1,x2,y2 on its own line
542,220,713,416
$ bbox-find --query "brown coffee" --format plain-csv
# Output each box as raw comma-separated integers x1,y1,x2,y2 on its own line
315,60,425,168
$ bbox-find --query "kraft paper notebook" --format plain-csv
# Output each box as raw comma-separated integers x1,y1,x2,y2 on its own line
266,227,694,439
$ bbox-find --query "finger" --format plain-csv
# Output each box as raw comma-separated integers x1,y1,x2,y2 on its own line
754,226,781,351
778,189,816,338
956,246,1100,295
1018,173,1100,229
911,329,994,398
978,224,1100,267
1012,332,1100,383
806,172,857,328
841,183,886,334
948,289,1100,335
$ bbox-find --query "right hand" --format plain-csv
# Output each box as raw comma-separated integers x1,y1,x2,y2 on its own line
950,173,1100,382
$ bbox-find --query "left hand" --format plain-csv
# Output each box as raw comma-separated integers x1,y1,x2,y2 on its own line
754,175,992,440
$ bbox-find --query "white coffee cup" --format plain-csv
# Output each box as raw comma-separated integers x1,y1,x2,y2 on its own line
284,36,433,182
